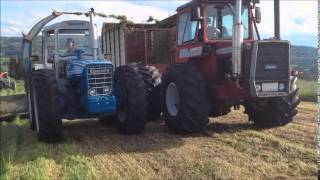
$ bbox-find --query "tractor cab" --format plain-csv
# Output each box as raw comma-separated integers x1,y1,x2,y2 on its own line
42,21,93,66
176,0,252,44
39,20,115,116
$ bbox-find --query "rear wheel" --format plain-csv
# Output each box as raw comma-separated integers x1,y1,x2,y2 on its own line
31,70,63,143
244,76,300,127
162,64,210,134
135,65,162,121
115,65,148,134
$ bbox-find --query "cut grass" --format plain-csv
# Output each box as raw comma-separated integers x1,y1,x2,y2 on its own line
0,118,96,180
0,102,317,179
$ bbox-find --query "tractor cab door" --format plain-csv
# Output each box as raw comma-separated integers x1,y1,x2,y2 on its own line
175,8,204,63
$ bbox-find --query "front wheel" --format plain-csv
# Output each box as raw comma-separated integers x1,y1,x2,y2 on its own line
31,70,63,143
115,66,148,134
244,76,300,127
162,64,210,134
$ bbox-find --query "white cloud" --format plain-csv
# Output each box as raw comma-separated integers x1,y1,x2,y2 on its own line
1,1,178,36
257,1,317,38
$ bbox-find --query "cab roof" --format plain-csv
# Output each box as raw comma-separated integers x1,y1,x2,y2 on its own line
177,0,253,11
43,20,90,32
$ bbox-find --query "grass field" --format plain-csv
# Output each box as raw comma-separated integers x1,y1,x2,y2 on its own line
0,102,316,179
297,79,317,102
0,80,25,96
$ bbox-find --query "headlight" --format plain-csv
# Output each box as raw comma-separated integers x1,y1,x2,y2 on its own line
103,86,111,94
255,84,262,92
89,88,96,96
278,83,285,91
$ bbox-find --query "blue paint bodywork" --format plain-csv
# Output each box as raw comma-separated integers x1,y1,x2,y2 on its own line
21,19,118,121
65,56,116,115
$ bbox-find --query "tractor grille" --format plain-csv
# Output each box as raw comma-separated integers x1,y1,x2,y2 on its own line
87,64,113,96
254,41,290,81
250,41,291,97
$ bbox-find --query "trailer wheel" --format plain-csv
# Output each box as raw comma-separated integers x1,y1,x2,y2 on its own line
244,76,300,127
162,64,210,134
135,65,162,121
115,65,147,134
31,70,63,143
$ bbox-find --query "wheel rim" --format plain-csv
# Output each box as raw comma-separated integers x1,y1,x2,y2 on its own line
166,82,180,117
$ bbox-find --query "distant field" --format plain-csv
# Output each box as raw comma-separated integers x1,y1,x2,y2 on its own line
1,102,316,179
297,79,317,102
0,80,25,96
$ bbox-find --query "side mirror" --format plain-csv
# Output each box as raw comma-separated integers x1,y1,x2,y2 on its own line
191,5,202,21
255,7,261,24
30,55,40,62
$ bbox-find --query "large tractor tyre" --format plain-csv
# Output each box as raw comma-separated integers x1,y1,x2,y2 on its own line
26,77,36,131
115,65,148,134
162,64,210,134
135,65,162,121
244,76,300,128
98,115,117,126
31,70,63,143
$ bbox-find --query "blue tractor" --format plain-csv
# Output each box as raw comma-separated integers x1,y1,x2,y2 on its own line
22,10,148,143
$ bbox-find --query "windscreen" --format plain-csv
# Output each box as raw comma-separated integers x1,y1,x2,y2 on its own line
206,4,249,40
58,29,92,57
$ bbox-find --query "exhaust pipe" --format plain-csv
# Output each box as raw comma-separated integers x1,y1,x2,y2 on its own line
274,0,280,40
89,8,98,60
232,0,243,77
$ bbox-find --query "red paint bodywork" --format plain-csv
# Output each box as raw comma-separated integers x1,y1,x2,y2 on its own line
116,0,257,101
171,0,255,101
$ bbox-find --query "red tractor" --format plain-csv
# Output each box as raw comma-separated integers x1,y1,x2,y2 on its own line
102,0,300,133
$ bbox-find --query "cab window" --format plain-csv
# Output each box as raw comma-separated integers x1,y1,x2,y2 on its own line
206,4,249,40
178,12,198,45
57,29,91,57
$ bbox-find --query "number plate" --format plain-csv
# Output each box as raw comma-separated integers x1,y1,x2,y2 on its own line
262,82,278,92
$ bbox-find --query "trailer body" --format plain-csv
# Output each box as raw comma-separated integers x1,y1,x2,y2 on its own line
101,22,175,72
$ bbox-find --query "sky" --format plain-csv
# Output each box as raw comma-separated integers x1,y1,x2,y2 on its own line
0,0,317,47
